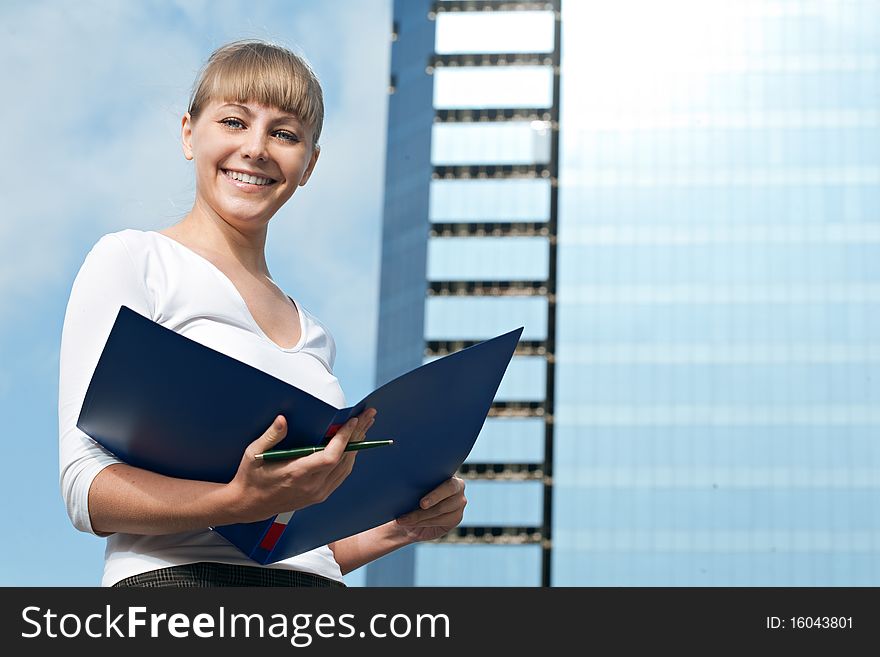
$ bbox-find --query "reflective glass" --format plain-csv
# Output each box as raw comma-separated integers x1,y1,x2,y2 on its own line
552,0,880,586
466,417,546,464
433,66,555,109
375,0,880,588
416,545,542,586
435,11,556,54
495,356,547,402
461,480,544,526
552,549,877,586
425,296,548,340
427,236,550,281
430,179,552,222
431,121,552,166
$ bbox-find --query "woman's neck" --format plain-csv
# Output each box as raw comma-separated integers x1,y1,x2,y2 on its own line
171,205,271,277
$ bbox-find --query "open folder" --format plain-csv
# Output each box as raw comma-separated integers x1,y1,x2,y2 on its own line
77,306,523,564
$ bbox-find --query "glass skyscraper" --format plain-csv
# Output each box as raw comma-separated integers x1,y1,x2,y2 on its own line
368,0,880,586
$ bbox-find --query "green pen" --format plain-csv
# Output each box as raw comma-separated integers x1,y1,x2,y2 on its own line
254,439,394,462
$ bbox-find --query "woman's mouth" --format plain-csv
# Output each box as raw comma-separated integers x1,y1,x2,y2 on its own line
222,169,278,189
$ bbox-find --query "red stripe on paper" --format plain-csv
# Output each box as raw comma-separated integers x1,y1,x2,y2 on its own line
324,423,343,438
259,522,286,550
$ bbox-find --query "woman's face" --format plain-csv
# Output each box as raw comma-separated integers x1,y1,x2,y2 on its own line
181,99,319,230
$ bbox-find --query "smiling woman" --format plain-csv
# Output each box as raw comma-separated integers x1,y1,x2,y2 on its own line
179,42,323,236
57,39,467,588
182,97,320,233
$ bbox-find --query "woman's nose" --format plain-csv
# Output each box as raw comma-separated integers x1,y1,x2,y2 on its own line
240,131,269,161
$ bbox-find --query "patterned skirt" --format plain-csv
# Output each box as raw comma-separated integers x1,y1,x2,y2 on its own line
111,562,346,588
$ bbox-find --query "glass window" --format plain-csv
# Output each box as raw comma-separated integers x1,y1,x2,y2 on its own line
545,0,880,589
556,242,880,286
415,544,542,586
466,417,546,463
461,480,544,526
435,11,556,55
425,296,548,340
432,121,552,166
430,178,552,222
554,362,880,405
555,302,880,344
433,66,555,109
557,183,880,225
496,356,547,402
551,425,880,473
552,549,880,586
551,487,880,533
424,354,546,404
427,236,550,281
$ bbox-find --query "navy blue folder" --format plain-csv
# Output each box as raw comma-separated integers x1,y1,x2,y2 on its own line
77,306,522,564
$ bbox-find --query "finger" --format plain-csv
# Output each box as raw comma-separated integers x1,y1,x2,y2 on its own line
289,415,368,474
248,415,288,459
418,476,466,510
335,409,375,449
323,413,374,478
400,510,463,529
321,417,358,462
351,416,374,444
398,494,464,525
351,408,377,443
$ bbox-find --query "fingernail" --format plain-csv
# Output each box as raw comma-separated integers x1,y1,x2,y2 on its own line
421,498,431,509
274,416,284,430
350,417,359,426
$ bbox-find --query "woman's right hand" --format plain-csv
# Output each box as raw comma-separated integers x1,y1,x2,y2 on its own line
225,409,376,524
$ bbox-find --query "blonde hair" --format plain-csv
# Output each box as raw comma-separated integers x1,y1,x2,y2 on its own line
188,39,324,147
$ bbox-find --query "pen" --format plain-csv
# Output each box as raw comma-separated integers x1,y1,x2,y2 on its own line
254,439,394,462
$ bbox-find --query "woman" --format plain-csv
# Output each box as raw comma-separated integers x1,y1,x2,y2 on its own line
58,39,466,587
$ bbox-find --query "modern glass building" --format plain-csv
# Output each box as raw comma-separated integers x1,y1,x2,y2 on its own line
368,0,880,586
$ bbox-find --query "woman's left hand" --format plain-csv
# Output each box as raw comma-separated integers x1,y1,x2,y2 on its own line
395,476,467,543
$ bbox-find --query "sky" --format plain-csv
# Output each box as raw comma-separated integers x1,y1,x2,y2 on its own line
0,0,392,586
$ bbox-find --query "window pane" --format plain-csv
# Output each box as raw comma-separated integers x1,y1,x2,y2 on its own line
556,242,880,286
427,236,550,281
555,362,880,405
461,480,544,526
423,355,545,401
430,179,552,222
432,121,552,166
496,356,547,402
555,302,880,344
416,544,542,586
434,66,555,109
435,11,556,54
425,296,548,340
467,417,546,463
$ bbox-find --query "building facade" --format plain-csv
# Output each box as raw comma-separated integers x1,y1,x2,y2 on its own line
368,0,880,586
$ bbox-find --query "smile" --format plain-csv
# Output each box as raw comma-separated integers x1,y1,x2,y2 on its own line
222,169,277,187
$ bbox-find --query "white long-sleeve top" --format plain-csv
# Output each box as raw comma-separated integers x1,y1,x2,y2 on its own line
58,229,346,586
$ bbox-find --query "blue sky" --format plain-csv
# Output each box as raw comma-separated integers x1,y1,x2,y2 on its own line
0,0,391,586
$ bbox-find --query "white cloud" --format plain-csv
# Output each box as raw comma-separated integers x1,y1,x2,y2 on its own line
0,1,201,321
1,0,392,397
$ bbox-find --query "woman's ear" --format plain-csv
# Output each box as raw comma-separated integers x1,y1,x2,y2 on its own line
298,145,321,187
181,112,194,161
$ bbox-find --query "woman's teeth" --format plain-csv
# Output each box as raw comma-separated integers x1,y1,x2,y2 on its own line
224,170,275,186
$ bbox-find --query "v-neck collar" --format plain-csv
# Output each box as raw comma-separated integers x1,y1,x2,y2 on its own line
149,230,306,353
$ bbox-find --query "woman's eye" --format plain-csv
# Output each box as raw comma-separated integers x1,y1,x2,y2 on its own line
219,119,298,143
